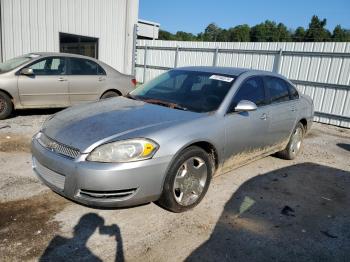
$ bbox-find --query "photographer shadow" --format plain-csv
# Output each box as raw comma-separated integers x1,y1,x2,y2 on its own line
40,213,124,262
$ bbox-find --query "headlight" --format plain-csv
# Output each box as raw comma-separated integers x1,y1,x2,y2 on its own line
86,138,159,163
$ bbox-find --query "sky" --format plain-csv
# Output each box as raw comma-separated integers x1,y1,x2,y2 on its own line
139,0,350,34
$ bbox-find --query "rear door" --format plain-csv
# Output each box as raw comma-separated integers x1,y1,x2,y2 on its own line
264,76,298,147
66,57,107,105
17,57,69,107
223,76,270,172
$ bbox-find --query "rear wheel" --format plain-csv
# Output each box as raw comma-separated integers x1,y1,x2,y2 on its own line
101,91,119,99
0,91,13,120
276,122,304,160
158,146,213,213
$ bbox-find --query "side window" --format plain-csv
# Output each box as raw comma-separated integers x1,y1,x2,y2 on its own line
68,58,101,75
29,57,66,75
265,77,290,103
288,83,299,100
231,77,266,108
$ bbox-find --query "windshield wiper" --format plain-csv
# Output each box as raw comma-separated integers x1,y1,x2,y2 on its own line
142,98,188,111
125,93,139,100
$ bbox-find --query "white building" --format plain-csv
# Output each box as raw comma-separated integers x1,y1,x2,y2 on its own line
137,19,160,40
0,0,139,74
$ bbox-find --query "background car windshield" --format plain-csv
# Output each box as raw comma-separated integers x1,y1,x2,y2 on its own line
0,56,32,73
130,70,234,113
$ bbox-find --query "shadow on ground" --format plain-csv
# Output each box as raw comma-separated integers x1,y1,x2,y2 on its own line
337,143,350,152
8,108,63,118
40,213,124,262
187,163,350,262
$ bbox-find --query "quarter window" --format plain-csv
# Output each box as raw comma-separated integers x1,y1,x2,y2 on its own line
28,57,66,75
265,77,290,103
288,83,299,100
231,77,266,108
68,58,105,75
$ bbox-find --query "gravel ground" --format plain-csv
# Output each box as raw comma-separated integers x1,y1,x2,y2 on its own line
0,110,349,262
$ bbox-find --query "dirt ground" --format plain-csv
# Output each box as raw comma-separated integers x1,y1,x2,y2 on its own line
0,109,349,262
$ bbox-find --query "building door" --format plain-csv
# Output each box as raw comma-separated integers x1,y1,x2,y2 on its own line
60,33,98,59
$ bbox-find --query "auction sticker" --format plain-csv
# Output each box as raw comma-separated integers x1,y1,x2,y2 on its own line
209,75,234,83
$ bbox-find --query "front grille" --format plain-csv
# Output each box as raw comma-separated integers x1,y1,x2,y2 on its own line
79,188,137,200
38,133,80,159
33,158,65,190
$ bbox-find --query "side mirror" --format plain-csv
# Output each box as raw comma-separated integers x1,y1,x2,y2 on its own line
234,100,258,112
20,68,34,76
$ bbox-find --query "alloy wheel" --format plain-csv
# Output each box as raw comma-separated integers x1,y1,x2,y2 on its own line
173,157,208,206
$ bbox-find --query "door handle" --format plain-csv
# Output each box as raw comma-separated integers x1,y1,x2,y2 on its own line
58,77,67,82
98,77,105,82
260,113,268,120
291,106,297,112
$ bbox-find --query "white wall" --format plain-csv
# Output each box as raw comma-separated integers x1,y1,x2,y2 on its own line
0,0,139,74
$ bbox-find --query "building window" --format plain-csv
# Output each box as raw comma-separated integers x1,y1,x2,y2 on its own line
59,33,99,59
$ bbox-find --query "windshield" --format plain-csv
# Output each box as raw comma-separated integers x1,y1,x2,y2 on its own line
0,55,33,73
130,70,235,113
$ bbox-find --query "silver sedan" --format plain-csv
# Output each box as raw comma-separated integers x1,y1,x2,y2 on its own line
0,52,135,119
31,67,314,212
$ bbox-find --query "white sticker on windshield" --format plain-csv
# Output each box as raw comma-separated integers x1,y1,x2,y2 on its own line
209,75,234,83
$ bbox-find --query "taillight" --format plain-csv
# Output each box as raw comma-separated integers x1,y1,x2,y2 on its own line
131,78,137,86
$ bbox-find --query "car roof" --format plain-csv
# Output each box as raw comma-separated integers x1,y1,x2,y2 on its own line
175,66,279,77
26,52,97,60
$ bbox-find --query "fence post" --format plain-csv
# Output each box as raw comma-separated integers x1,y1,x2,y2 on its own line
143,45,148,83
213,47,219,66
131,24,138,77
174,46,179,68
273,48,283,73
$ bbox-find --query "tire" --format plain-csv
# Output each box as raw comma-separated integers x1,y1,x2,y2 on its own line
276,122,305,160
0,91,13,120
158,146,214,213
101,91,119,99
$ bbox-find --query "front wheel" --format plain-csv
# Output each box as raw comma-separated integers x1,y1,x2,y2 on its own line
276,122,305,160
101,91,119,99
0,91,13,120
158,146,213,213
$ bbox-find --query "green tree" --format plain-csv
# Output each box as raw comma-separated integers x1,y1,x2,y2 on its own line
276,23,292,41
158,30,174,40
174,31,197,41
332,25,350,41
250,23,268,41
305,15,331,41
293,27,306,41
203,23,222,41
228,25,251,41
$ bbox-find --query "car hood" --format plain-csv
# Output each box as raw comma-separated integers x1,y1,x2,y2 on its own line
42,97,202,152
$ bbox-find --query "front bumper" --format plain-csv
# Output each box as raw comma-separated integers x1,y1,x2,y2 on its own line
31,138,172,208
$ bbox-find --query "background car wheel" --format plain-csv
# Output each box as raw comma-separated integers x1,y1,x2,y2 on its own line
101,91,119,99
276,122,305,160
0,91,13,120
158,146,214,213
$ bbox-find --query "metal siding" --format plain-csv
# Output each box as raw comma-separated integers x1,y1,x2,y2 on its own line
0,0,138,74
136,40,350,128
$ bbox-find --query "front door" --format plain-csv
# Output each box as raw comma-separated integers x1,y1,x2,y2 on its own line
18,57,69,107
66,57,106,105
223,76,270,173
